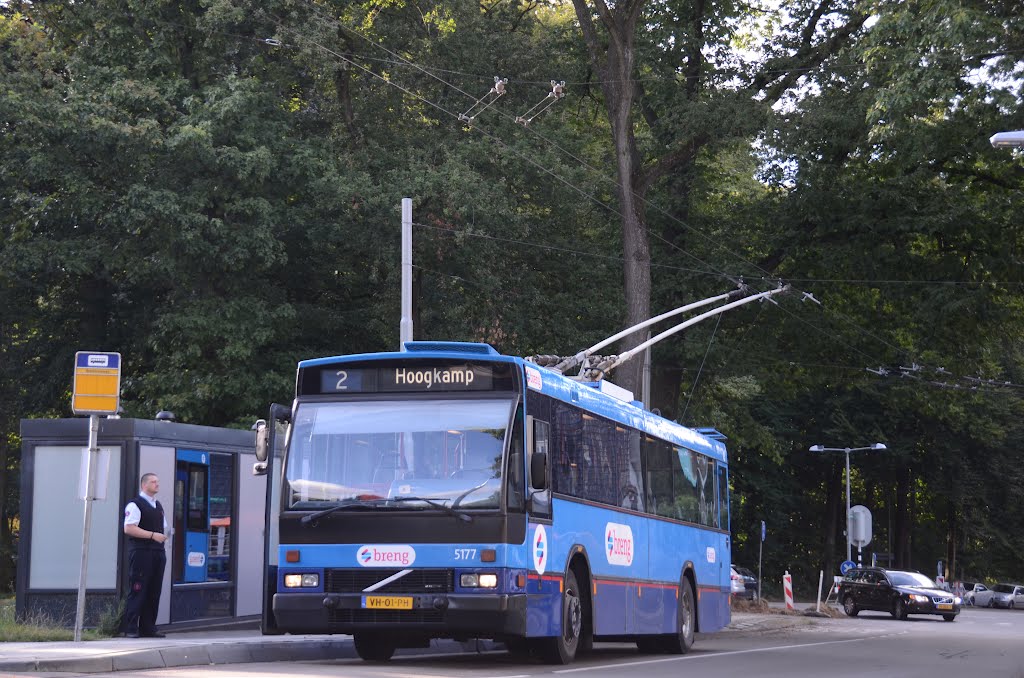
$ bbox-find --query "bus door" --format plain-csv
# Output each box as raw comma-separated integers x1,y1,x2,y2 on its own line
173,449,210,583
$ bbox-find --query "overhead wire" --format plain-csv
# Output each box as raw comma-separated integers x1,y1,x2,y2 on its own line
294,1,745,284
273,7,1020,386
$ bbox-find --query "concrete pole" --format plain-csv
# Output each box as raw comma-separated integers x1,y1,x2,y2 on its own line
400,198,413,349
845,448,852,563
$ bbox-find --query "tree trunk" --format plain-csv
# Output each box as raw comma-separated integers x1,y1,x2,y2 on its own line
0,438,10,592
570,1,650,397
894,467,911,569
945,502,956,582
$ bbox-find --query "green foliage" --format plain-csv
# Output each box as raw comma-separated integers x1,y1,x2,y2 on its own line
1,0,1023,595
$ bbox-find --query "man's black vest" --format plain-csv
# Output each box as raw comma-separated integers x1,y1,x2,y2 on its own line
128,495,165,552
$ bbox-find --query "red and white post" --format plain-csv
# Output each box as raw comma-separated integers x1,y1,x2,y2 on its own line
784,571,794,610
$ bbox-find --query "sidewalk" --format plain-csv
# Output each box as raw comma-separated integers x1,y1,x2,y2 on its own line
0,629,359,674
0,613,812,674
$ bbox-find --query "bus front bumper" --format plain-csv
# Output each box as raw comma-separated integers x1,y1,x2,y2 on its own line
272,592,528,638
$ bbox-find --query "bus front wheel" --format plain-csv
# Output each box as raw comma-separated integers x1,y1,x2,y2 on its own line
540,569,582,664
354,632,395,662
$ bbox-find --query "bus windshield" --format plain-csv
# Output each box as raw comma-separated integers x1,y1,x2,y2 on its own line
286,398,515,511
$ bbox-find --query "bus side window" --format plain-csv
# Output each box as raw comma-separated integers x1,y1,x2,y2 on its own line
717,464,729,530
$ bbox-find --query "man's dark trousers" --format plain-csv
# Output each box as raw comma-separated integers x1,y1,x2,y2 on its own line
123,548,166,635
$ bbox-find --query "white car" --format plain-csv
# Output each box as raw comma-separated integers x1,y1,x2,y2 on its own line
966,583,989,606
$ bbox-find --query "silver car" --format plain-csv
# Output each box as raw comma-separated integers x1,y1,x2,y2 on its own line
1011,585,1024,609
979,583,1016,608
730,567,745,597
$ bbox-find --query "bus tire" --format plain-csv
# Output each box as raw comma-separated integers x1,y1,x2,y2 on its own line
540,569,582,664
505,637,533,659
661,577,695,654
353,632,395,662
636,637,662,653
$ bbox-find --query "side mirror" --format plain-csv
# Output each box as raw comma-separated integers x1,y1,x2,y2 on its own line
254,419,269,462
530,451,548,490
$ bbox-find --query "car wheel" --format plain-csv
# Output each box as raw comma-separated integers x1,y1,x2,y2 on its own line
843,595,859,617
942,614,956,622
894,598,908,621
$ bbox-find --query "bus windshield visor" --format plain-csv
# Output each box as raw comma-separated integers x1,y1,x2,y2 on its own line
286,398,514,511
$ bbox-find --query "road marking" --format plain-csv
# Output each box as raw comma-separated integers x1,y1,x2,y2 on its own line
553,632,906,673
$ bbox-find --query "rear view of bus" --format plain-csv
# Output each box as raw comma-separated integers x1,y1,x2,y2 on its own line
259,341,731,664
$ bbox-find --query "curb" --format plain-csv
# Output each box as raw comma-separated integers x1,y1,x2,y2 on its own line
0,637,505,674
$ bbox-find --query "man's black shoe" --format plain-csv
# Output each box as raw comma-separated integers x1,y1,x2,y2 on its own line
140,632,166,638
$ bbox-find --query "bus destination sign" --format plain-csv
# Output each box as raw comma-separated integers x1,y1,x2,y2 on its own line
316,363,498,394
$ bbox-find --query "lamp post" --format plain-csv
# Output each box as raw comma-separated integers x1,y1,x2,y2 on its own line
808,443,887,563
990,130,1024,149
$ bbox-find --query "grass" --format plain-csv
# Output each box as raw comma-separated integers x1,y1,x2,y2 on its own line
0,594,118,641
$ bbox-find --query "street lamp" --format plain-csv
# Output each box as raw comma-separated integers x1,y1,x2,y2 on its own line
990,130,1024,149
808,443,887,563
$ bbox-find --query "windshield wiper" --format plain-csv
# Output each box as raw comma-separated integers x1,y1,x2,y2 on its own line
451,478,492,510
390,496,473,523
300,498,388,525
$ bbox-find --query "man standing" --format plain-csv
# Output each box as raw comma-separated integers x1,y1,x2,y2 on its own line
121,473,168,638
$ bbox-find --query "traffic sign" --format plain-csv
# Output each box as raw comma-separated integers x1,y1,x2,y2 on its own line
849,504,872,547
72,352,122,415
840,560,857,575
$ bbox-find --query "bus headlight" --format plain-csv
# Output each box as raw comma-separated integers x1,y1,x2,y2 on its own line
284,573,320,588
460,573,498,588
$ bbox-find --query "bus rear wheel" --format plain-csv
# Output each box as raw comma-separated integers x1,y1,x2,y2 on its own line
353,632,395,662
660,577,695,654
540,569,582,664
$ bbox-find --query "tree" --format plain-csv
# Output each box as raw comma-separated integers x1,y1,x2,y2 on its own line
568,0,869,398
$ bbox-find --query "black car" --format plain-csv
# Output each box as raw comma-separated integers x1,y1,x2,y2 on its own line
839,567,960,622
734,566,760,600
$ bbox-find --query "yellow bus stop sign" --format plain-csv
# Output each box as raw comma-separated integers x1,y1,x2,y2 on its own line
72,352,122,415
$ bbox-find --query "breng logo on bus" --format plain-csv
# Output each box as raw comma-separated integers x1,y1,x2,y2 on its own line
532,525,547,574
356,545,416,567
605,522,634,566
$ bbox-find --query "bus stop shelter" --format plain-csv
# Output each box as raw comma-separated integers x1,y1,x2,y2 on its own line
17,416,274,629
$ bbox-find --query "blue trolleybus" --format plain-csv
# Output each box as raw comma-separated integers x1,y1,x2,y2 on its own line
256,341,731,663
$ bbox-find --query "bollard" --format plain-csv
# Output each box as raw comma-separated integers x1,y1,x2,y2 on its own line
784,570,794,610
816,570,824,612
